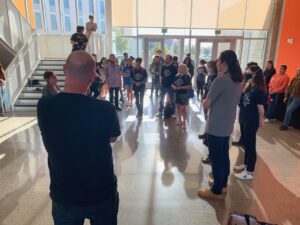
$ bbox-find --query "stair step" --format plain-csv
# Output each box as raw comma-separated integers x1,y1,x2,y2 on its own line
14,105,37,111
31,75,65,81
16,99,39,104
40,60,65,65
33,70,64,75
36,65,64,70
20,92,42,98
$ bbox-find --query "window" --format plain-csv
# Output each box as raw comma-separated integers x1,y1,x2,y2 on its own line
50,14,57,30
65,16,71,32
89,0,94,15
63,0,69,9
49,0,55,7
33,0,40,5
34,12,43,29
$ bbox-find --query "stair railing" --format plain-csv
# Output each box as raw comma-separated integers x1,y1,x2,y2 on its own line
1,0,41,113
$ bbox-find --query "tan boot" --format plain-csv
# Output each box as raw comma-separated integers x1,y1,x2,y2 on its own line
197,188,224,200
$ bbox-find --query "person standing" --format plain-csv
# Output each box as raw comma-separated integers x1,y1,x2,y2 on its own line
120,52,129,69
157,55,178,118
234,65,266,180
106,54,122,111
279,68,300,130
264,60,276,90
198,50,243,200
85,15,97,39
122,58,133,106
172,64,192,129
198,60,218,164
196,59,207,99
0,63,9,113
70,26,88,52
149,55,162,98
37,51,121,225
183,56,195,78
232,62,258,147
265,65,290,122
131,57,147,119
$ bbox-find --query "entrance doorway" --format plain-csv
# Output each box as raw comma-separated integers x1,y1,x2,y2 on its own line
144,37,237,70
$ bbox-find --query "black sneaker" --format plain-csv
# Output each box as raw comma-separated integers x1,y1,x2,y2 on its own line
279,125,288,131
198,133,206,139
116,107,122,111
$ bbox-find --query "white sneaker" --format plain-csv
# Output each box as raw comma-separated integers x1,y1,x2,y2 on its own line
233,164,245,171
234,170,253,180
264,118,270,123
171,114,176,119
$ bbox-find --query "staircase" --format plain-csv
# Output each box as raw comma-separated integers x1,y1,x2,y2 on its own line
14,59,65,111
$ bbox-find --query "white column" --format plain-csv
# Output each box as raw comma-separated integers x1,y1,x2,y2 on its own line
105,0,112,56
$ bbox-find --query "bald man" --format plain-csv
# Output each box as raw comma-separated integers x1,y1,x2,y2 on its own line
37,51,120,225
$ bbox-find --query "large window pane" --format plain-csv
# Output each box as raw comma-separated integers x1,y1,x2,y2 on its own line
112,0,136,27
165,0,191,28
245,0,272,29
44,0,61,34
241,39,266,68
96,0,106,34
7,0,23,49
0,1,12,45
192,0,218,29
77,0,94,27
138,0,163,27
62,0,76,34
33,0,44,33
164,39,181,59
218,0,246,29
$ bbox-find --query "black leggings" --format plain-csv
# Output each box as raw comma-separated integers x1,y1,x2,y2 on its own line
197,81,205,97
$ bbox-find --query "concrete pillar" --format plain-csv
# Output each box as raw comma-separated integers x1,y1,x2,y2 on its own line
105,0,112,56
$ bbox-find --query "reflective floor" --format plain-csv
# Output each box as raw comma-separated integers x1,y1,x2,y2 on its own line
1,93,300,225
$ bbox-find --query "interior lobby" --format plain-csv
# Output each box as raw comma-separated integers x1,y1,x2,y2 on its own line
1,0,300,225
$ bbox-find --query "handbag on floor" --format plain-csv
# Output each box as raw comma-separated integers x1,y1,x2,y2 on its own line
227,213,277,225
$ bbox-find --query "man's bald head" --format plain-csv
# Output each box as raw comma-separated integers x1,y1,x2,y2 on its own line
63,51,96,94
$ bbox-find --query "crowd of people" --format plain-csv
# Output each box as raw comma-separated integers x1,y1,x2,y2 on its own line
36,29,300,223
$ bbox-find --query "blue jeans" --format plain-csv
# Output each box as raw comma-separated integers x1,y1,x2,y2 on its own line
207,134,230,195
151,77,160,96
283,97,300,127
159,87,175,114
52,193,119,225
266,93,284,119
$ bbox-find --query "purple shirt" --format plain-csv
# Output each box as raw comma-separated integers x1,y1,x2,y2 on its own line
105,62,121,88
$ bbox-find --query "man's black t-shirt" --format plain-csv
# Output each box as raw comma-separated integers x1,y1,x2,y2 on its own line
161,63,177,88
70,33,88,52
240,87,265,125
131,67,147,91
37,93,121,206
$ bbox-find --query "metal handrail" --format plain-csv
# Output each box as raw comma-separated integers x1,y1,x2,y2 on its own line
5,32,37,79
4,32,40,112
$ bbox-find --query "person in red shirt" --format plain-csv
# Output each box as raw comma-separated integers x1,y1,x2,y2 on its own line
265,65,290,122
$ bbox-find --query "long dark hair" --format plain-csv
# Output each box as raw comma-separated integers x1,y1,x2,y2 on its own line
99,57,107,68
219,50,243,82
250,65,267,94
183,57,191,67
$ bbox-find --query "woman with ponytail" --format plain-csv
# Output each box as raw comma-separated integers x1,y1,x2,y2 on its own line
197,50,243,200
234,65,266,180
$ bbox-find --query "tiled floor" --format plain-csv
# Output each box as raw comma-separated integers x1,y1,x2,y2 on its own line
0,94,299,225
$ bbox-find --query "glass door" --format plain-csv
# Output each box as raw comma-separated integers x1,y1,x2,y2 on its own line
196,39,236,65
144,39,164,70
